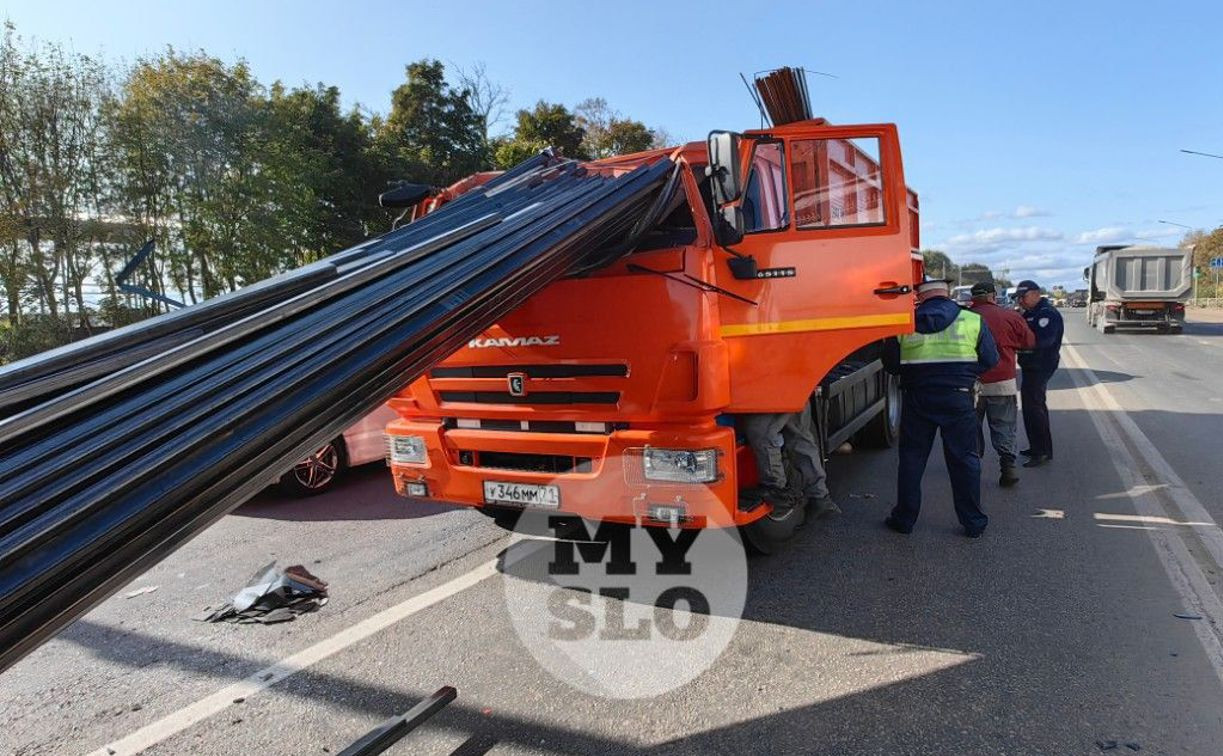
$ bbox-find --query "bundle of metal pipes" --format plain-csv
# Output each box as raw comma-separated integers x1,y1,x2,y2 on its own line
0,152,675,672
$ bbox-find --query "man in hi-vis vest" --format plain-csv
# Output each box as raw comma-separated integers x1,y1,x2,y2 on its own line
882,277,999,537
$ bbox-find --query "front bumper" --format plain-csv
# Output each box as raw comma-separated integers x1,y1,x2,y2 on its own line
387,419,746,528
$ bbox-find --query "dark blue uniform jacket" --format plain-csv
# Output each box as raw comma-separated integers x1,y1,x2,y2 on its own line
883,296,999,391
1018,297,1064,372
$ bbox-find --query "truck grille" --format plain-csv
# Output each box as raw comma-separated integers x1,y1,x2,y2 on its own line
431,363,628,379
439,391,619,405
430,363,627,407
462,450,592,474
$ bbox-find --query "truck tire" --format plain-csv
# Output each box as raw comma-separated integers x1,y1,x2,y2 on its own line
742,504,805,554
1102,324,1116,335
856,373,900,449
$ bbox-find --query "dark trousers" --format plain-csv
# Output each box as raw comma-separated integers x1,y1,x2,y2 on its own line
1020,368,1055,457
892,389,988,533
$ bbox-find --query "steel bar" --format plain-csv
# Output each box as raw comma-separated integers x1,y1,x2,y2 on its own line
0,153,672,672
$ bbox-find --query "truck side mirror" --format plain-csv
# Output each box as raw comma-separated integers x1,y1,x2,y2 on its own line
380,181,434,209
706,131,744,206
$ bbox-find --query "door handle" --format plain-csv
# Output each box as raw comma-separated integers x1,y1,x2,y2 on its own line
873,284,912,296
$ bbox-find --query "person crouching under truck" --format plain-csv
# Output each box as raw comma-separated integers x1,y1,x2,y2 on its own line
742,405,841,518
882,277,999,538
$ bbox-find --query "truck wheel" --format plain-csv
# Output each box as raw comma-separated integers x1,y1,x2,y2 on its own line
279,439,345,497
857,373,900,449
1102,325,1116,335
742,499,806,554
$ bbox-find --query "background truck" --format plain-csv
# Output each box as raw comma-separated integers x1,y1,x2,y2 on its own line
1085,244,1192,333
385,97,922,552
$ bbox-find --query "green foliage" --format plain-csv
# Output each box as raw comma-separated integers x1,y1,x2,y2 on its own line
504,100,587,162
0,22,672,363
376,59,486,186
920,250,1010,288
576,97,655,158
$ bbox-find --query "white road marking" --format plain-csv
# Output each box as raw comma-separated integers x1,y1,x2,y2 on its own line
1094,512,1215,527
1064,342,1223,685
1031,508,1065,519
91,558,499,756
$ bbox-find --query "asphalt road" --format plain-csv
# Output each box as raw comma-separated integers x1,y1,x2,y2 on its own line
4,311,1223,755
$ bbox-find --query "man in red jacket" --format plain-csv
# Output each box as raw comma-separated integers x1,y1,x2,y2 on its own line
969,281,1036,486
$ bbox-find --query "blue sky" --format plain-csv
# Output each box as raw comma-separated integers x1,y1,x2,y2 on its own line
7,0,1223,288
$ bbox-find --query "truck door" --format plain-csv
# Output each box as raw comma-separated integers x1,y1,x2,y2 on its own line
711,125,916,412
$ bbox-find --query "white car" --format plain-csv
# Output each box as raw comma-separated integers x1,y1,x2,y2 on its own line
279,404,399,496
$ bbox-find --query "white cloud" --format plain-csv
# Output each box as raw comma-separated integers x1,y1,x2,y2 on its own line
1075,227,1129,244
947,226,1063,246
1134,227,1183,241
1014,204,1049,218
1074,226,1182,244
973,206,1050,221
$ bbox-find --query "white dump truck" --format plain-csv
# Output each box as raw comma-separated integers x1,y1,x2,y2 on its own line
1085,244,1192,334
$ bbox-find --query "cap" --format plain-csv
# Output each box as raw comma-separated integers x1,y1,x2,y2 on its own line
915,276,952,295
1014,280,1040,295
970,281,996,297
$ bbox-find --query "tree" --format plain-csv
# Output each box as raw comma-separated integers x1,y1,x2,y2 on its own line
921,249,959,281
0,21,114,338
454,62,509,159
376,59,487,186
1181,226,1223,296
260,82,381,265
576,97,655,158
500,100,586,164
108,49,267,301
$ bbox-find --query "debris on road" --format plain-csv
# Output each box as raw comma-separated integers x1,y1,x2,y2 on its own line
1173,612,1203,620
195,562,328,624
123,585,159,599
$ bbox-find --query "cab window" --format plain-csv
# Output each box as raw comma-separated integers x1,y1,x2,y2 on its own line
790,137,886,229
741,141,788,233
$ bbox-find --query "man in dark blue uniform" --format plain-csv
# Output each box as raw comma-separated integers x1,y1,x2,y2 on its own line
882,278,999,538
1015,280,1064,467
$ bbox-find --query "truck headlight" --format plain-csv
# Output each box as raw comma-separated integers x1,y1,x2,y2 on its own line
642,448,718,483
389,435,427,464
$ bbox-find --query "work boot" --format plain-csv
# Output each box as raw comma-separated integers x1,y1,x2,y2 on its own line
999,462,1019,487
884,516,912,534
1023,454,1051,468
762,486,799,513
809,495,841,518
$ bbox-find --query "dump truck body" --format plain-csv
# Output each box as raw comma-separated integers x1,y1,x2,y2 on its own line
1086,245,1191,333
387,118,919,536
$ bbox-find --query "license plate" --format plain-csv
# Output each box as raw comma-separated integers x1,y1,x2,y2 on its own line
482,481,560,508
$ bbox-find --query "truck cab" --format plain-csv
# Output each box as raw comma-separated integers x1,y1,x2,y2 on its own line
386,119,919,549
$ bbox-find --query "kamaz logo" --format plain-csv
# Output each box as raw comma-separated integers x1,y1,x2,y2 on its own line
467,335,561,349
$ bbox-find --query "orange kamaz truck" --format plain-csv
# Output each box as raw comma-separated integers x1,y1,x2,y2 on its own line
385,115,922,551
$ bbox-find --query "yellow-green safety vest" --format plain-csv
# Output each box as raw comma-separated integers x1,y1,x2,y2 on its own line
899,310,982,364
